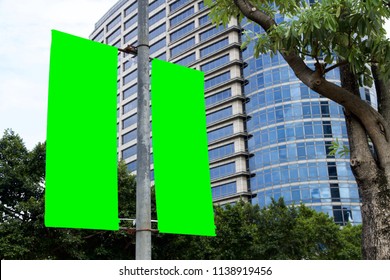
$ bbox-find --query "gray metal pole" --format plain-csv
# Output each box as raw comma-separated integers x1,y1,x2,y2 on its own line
136,0,151,260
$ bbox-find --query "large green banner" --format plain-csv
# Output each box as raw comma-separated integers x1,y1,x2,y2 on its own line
151,59,216,236
45,30,119,230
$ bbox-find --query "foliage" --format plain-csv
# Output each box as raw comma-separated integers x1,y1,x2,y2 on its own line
1,130,361,259
207,0,390,86
328,139,350,157
0,130,138,259
154,199,362,260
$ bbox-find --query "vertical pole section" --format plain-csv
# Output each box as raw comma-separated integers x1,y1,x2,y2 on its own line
136,0,151,260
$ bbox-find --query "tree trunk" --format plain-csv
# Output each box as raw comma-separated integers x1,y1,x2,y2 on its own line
231,0,390,259
339,65,390,259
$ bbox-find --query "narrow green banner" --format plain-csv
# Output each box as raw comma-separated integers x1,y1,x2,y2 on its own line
151,59,216,236
45,30,119,230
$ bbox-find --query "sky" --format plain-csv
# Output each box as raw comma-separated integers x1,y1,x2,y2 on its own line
0,0,389,150
0,0,119,149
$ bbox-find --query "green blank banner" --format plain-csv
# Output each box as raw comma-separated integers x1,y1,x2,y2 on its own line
151,59,216,236
45,30,119,230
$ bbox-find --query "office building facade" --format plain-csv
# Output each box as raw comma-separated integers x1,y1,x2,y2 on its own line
90,0,372,225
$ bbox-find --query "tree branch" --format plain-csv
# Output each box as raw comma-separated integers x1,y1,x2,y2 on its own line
233,0,390,166
324,61,349,74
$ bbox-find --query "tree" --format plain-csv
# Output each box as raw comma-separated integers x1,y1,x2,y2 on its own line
153,199,362,260
0,130,138,259
1,130,361,259
0,129,86,259
206,0,390,259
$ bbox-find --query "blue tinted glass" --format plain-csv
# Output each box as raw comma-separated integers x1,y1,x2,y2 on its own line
210,162,236,180
209,143,234,161
125,14,137,30
156,52,166,60
124,28,137,43
205,88,232,107
125,2,138,17
107,14,121,31
208,124,233,142
107,27,121,43
149,8,166,26
122,113,137,129
122,128,137,144
149,0,165,12
200,25,226,41
205,71,230,89
170,37,195,57
122,144,137,159
150,38,166,54
123,84,137,100
198,1,205,10
199,14,210,26
212,182,237,198
92,30,104,41
174,53,196,66
170,0,190,12
170,22,194,41
126,160,137,172
123,70,138,85
170,7,194,27
149,23,166,40
123,98,137,115
206,106,232,124
200,37,229,57
201,54,230,72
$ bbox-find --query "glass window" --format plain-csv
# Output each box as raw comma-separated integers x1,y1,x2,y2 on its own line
122,144,137,159
210,162,235,180
170,7,194,27
170,37,195,57
206,106,232,124
92,30,104,41
174,53,195,66
123,84,137,100
107,27,121,43
208,124,233,142
200,54,230,72
150,38,166,54
205,88,232,107
122,113,137,129
149,23,166,40
170,0,190,12
125,14,137,30
200,25,226,42
200,37,229,57
323,121,332,136
107,14,121,31
198,14,210,26
126,160,137,172
204,71,230,89
170,22,194,42
212,181,237,198
156,52,166,60
122,128,137,145
149,0,165,12
149,8,166,26
328,163,338,179
123,70,138,85
209,143,234,161
123,98,137,115
124,28,137,43
125,2,138,17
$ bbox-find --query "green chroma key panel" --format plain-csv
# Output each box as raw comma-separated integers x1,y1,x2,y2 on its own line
45,30,119,230
151,59,216,236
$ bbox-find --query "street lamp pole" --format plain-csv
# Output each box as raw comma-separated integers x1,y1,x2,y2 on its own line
135,0,151,260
